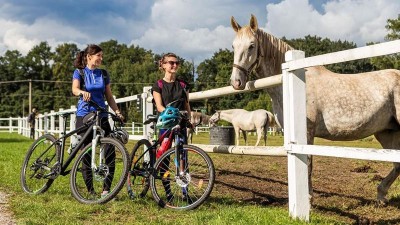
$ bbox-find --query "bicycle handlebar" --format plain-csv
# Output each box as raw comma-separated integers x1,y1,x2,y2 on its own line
78,93,124,124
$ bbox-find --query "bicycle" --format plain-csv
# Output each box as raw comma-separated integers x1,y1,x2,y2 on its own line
126,102,215,210
20,99,130,204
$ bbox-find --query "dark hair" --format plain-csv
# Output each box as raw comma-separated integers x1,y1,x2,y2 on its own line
73,44,103,69
158,52,178,69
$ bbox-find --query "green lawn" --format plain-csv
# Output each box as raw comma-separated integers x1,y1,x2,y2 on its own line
0,132,360,225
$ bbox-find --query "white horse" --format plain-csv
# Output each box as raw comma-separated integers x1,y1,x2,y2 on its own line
209,109,276,146
229,14,400,204
187,112,211,143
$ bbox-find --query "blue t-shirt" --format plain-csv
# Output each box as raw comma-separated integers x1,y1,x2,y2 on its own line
73,67,110,117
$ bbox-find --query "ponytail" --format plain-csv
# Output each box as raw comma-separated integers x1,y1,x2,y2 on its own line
73,51,85,69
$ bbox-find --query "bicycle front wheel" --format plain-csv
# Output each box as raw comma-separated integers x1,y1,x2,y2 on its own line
127,139,152,199
70,137,129,204
20,134,60,194
150,144,215,210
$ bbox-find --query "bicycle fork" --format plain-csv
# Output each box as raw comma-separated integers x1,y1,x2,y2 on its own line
174,132,190,192
91,124,105,170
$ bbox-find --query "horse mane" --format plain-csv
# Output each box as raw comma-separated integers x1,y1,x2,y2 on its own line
257,29,294,74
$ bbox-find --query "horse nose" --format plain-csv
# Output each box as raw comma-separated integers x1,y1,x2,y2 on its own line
231,79,242,90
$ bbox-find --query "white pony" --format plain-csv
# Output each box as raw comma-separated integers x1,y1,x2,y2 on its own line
209,109,276,146
229,14,400,204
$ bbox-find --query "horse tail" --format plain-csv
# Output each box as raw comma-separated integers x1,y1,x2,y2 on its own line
266,111,277,128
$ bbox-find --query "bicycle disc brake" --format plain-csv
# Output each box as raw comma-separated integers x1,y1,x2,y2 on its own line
175,172,191,188
94,164,109,181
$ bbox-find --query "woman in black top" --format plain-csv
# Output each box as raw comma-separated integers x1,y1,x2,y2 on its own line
152,52,192,142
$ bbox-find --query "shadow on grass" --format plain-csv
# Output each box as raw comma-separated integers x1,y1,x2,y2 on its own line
0,137,32,143
213,167,400,224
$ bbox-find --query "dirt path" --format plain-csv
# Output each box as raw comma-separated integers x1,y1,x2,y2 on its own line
0,192,16,225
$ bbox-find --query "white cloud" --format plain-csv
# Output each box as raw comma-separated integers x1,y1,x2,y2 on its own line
265,0,400,46
0,0,398,62
131,0,240,62
0,17,89,55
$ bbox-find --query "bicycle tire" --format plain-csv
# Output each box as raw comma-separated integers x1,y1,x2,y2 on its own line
70,137,129,204
20,134,60,194
126,139,153,199
150,144,215,210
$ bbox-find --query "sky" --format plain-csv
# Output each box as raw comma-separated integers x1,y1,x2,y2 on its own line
0,0,399,64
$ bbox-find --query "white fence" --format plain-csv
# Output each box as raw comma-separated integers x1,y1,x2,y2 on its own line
1,39,400,222
1,94,150,141
282,40,400,221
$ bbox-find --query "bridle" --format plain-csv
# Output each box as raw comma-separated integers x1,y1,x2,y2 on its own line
211,111,221,123
232,30,263,78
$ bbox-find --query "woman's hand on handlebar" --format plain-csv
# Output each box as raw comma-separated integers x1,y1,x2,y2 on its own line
79,91,91,102
115,111,125,122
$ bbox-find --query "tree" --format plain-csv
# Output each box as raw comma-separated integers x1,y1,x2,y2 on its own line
52,43,80,109
370,15,400,70
283,35,375,73
0,50,28,117
22,42,55,113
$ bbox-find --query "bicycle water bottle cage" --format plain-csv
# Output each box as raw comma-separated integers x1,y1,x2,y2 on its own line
156,106,181,129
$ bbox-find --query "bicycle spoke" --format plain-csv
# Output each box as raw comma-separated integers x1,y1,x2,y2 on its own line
70,137,129,204
20,134,58,194
127,139,152,199
151,145,215,210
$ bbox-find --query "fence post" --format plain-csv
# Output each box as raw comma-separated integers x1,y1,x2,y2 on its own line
37,116,42,139
59,108,64,137
283,50,309,221
9,117,12,133
44,112,48,134
50,110,55,135
142,86,153,139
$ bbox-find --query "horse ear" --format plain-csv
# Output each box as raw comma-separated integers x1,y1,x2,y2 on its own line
250,14,258,32
231,16,241,32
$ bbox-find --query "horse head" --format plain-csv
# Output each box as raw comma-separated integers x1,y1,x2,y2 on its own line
209,111,220,125
230,14,261,90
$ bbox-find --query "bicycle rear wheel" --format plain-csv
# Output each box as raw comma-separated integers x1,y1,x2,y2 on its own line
127,139,152,199
70,137,129,204
150,144,215,210
20,134,60,194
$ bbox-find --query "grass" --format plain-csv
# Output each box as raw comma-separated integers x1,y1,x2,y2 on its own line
0,132,378,225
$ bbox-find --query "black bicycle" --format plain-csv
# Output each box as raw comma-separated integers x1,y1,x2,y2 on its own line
20,99,130,204
126,103,215,210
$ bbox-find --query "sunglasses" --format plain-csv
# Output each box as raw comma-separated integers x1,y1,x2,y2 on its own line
164,61,180,66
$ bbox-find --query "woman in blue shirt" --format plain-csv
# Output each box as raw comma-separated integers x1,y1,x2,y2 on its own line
72,44,123,197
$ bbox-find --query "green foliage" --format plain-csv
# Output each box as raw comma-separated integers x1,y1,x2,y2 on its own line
370,15,400,70
283,35,375,73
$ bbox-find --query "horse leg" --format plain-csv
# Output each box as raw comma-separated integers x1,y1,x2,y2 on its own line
242,130,247,146
374,130,400,204
264,122,268,146
234,127,240,146
255,128,262,146
187,128,193,144
307,133,315,203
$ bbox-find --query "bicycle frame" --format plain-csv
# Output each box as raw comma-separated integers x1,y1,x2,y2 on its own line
38,105,119,179
37,113,100,178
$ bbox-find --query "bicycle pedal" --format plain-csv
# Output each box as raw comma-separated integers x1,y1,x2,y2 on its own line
34,173,44,179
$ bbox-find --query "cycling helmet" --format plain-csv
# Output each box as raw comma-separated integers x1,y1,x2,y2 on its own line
156,106,181,129
110,128,129,144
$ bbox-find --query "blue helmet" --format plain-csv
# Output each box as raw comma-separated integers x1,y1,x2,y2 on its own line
156,106,181,128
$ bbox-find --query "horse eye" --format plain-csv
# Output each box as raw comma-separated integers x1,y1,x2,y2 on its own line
249,44,255,51
231,45,234,50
